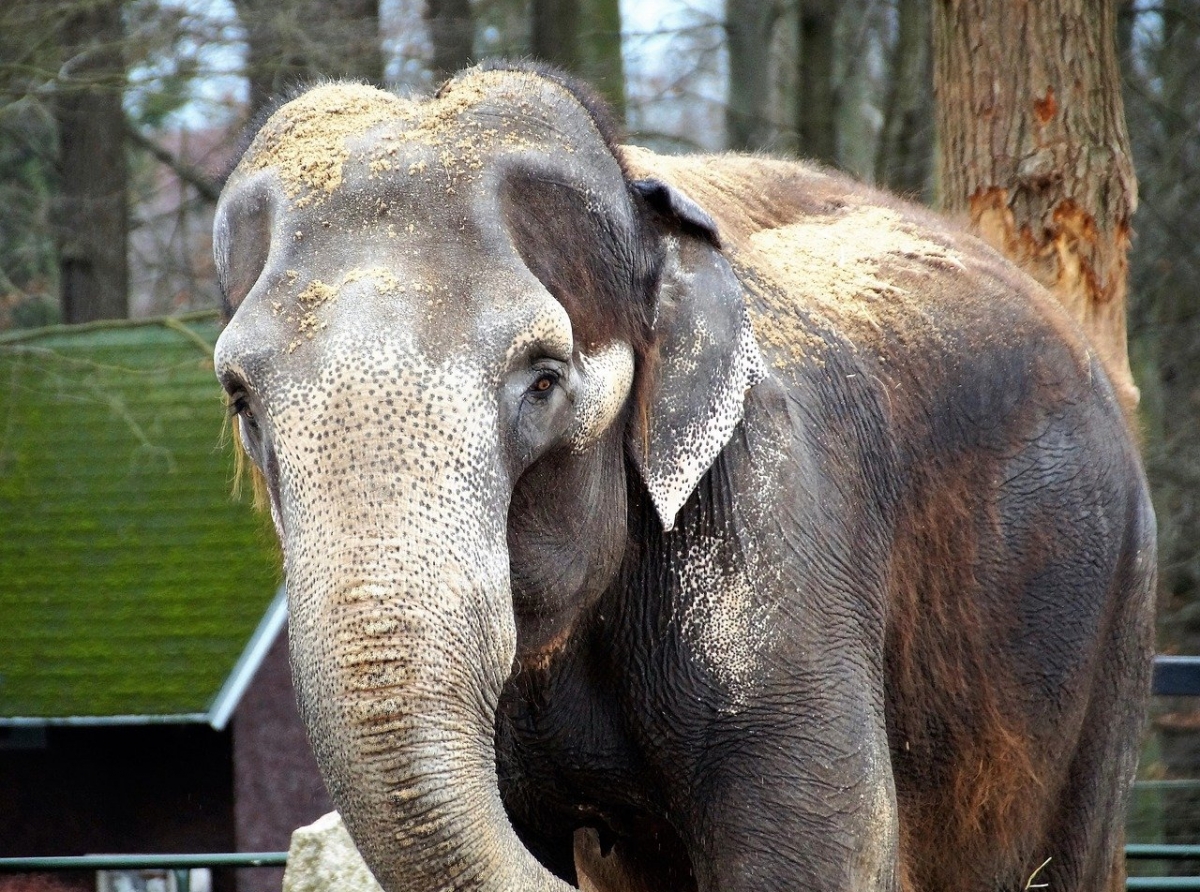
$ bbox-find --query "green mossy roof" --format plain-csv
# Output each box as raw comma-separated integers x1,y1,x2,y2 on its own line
0,317,281,719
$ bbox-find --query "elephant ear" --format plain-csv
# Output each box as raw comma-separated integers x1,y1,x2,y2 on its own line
629,188,767,532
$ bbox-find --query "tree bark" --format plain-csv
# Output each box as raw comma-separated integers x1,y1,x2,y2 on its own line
874,0,932,197
425,0,474,84
532,0,582,72
232,0,383,123
54,0,129,323
933,0,1139,413
578,0,625,118
794,0,837,165
531,0,625,116
725,0,781,151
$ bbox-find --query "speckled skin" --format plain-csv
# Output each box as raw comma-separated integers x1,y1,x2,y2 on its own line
214,64,1157,892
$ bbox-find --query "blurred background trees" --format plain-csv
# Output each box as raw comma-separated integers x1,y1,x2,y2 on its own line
0,0,1197,853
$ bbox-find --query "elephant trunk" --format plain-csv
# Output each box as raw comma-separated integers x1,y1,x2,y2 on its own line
284,503,572,892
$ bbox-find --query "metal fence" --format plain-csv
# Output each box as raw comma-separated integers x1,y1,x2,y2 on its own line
2,657,1198,890
0,846,1198,891
0,854,286,892
1129,656,1200,890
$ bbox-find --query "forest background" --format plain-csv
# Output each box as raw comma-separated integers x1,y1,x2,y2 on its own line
1,0,1198,852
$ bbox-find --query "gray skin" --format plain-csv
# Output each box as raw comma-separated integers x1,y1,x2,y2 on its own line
214,65,1156,892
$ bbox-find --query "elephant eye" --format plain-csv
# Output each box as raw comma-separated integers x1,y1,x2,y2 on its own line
228,393,258,429
529,369,560,396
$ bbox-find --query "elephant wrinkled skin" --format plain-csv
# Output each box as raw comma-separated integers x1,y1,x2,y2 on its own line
213,63,1156,892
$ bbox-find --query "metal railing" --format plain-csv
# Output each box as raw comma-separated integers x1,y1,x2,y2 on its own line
2,658,1198,890
1154,656,1200,697
0,849,1195,888
1127,846,1200,890
0,853,287,892
1132,657,1200,889
0,846,1198,890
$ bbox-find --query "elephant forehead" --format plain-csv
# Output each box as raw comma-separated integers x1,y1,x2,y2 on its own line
237,83,410,207
271,269,568,371
501,299,573,364
235,70,612,211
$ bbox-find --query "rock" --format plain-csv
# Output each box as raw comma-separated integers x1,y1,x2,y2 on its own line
282,811,384,892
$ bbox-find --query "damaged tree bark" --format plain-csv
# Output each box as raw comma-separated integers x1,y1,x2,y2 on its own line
933,0,1139,413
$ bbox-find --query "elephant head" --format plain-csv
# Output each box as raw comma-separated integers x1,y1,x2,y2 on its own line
214,64,763,892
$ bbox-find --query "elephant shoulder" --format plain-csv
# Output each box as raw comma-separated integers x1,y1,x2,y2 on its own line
618,145,1081,387
620,143,1117,461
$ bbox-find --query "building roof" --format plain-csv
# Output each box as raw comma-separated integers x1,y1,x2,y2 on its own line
0,315,283,728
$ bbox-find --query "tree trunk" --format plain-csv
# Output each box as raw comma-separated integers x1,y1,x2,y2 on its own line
425,0,474,84
933,0,1139,413
532,0,582,72
54,0,128,323
578,0,625,119
232,0,383,123
725,0,781,151
531,0,625,117
874,0,932,197
795,0,837,165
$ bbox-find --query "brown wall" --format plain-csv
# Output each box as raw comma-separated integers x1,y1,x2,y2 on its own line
0,627,331,892
232,628,332,892
0,724,236,891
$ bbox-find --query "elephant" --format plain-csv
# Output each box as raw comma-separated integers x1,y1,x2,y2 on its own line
213,62,1157,892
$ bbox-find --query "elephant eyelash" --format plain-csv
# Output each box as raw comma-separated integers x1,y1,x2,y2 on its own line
227,393,253,420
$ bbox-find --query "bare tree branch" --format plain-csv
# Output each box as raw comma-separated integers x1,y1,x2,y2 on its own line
125,123,221,203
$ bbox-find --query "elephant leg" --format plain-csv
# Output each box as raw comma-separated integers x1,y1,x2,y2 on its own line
679,716,899,892
1025,593,1153,892
1016,693,1139,891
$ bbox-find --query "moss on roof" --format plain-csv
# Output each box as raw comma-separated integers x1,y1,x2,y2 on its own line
0,316,281,719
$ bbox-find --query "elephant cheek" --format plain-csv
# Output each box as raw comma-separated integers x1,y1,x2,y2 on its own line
568,340,634,453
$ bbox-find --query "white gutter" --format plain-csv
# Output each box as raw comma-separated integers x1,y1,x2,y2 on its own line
0,713,208,726
206,583,288,731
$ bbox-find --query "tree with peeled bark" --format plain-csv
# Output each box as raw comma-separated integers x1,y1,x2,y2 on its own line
933,0,1139,413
